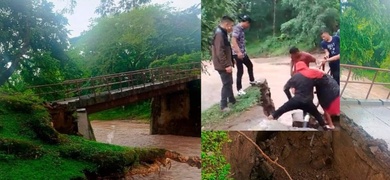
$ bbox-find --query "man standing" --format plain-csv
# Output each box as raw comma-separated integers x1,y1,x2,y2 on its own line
320,29,340,85
212,16,236,111
231,14,256,96
289,47,318,76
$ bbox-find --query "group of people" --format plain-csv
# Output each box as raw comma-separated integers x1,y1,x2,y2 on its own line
211,15,256,112
211,15,340,131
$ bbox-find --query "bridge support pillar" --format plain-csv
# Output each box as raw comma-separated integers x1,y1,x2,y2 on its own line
76,108,96,140
151,80,201,137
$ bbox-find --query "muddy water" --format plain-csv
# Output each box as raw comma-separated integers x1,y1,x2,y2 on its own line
91,120,201,180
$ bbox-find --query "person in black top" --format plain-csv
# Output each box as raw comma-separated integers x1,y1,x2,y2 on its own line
211,16,236,111
268,62,328,130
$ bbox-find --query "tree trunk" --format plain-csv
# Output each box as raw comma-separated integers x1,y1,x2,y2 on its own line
273,0,277,37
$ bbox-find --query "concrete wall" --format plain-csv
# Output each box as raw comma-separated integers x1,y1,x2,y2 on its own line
76,109,96,140
150,80,201,137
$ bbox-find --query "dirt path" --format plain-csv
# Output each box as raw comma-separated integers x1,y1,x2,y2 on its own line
340,69,390,99
91,120,201,180
202,54,328,128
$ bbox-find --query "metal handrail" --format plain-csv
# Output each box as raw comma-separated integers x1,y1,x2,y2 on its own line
29,62,201,101
340,64,390,99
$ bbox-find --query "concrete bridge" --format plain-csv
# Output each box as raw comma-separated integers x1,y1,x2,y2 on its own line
30,63,201,140
340,64,390,150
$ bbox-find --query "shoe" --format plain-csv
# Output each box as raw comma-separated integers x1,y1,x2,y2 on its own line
238,89,246,96
221,107,231,112
322,125,331,131
229,99,238,105
250,81,258,85
325,125,335,130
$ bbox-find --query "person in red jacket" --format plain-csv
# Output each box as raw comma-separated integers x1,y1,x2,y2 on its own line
294,61,339,129
268,62,328,130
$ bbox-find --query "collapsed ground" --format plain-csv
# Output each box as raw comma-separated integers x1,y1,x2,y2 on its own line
222,117,390,180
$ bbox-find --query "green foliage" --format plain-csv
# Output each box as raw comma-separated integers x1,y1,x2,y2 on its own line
202,86,259,127
201,0,238,53
75,5,200,76
149,52,201,68
246,36,313,57
201,0,340,57
280,0,340,46
0,0,71,86
95,0,152,17
89,101,151,121
341,0,390,83
201,131,232,180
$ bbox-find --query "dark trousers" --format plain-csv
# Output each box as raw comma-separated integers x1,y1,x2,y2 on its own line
233,55,255,91
329,63,340,85
218,70,235,109
272,98,326,126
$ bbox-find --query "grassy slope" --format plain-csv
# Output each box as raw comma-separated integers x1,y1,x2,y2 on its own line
88,101,151,121
246,38,315,57
0,92,165,179
201,86,260,127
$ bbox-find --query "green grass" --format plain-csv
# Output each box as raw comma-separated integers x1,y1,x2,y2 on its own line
201,86,260,127
0,91,167,179
88,101,151,121
246,37,314,58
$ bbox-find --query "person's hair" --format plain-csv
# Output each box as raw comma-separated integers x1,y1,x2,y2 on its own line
289,47,299,54
239,14,252,23
220,16,234,23
320,28,330,35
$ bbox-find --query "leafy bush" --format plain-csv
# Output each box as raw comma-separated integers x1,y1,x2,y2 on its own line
201,131,232,180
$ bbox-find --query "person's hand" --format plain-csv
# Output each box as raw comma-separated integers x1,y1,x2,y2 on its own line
321,59,328,65
324,55,329,59
237,52,244,60
290,88,295,94
225,66,233,73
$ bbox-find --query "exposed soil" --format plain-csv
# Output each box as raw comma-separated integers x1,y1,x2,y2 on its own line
222,117,390,180
91,120,201,180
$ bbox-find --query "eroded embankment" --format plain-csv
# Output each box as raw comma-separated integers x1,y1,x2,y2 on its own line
0,92,200,179
222,104,390,179
223,128,390,180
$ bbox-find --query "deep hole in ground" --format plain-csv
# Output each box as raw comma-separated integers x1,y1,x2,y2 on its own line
220,80,390,180
222,118,390,180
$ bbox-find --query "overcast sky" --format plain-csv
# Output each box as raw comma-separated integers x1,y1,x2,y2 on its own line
49,0,200,37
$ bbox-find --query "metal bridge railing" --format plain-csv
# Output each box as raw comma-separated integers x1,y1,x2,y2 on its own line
340,64,390,99
29,62,201,101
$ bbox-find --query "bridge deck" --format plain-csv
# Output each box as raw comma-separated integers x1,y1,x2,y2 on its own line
341,98,390,150
55,81,162,104
52,75,199,114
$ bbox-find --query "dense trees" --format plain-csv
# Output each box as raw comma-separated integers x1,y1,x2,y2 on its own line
341,0,390,69
72,5,200,76
1,0,200,90
201,0,340,57
0,0,75,87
